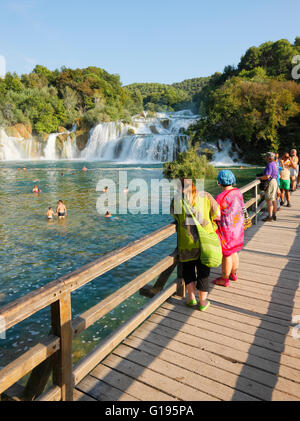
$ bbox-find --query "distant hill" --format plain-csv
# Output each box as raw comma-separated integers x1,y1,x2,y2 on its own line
125,77,211,113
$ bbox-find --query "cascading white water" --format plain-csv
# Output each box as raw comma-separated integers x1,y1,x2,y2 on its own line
0,110,246,164
43,133,58,160
81,110,199,162
211,139,246,166
0,129,23,160
61,135,78,159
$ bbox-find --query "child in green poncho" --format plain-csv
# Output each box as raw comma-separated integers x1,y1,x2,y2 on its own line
171,178,220,311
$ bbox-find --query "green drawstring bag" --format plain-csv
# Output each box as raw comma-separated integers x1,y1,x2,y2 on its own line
183,200,222,268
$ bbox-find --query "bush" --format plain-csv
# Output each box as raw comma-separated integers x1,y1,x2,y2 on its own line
163,148,217,182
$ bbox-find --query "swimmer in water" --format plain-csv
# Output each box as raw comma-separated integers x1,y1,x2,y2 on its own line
32,185,41,193
56,200,67,219
103,186,109,193
47,207,55,219
82,166,87,171
105,211,113,218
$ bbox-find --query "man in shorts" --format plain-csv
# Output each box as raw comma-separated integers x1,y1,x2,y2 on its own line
258,152,279,222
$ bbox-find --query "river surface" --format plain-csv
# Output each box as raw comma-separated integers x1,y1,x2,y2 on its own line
0,161,259,367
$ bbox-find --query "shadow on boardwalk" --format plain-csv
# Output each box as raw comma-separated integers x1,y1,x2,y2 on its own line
76,300,193,401
232,219,300,400
75,197,300,401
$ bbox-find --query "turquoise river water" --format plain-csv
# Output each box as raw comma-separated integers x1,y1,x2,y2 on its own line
0,161,259,367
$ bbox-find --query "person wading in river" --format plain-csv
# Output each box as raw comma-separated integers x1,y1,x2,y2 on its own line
56,200,67,219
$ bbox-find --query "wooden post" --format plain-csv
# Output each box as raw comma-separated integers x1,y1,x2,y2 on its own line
140,260,177,298
51,293,73,401
22,354,54,401
176,262,186,298
254,184,258,225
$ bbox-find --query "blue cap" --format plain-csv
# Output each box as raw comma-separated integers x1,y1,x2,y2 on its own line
217,170,236,186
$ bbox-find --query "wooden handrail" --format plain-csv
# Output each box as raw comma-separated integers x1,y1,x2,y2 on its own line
0,177,265,401
0,223,176,401
72,252,177,337
239,179,260,194
72,281,178,386
0,335,60,395
0,224,176,334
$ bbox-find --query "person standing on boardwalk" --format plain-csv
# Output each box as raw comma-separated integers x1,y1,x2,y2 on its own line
290,149,299,192
279,160,292,207
274,153,282,210
258,152,279,222
171,178,221,312
213,170,245,287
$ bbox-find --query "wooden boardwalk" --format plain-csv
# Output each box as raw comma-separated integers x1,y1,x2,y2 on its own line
74,190,300,401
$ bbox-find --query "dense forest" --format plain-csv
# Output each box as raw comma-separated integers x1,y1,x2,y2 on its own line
125,77,210,112
188,38,300,162
0,65,209,137
0,66,144,135
1,38,300,162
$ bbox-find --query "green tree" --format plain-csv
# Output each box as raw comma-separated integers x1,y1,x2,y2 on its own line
163,148,217,182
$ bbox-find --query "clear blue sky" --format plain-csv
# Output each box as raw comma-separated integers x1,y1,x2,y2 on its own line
0,0,299,85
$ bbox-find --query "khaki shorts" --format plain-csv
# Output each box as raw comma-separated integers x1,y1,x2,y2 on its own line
265,178,278,202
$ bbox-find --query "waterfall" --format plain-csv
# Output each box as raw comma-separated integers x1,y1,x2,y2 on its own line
81,110,199,162
0,110,246,165
0,127,32,161
211,139,244,166
43,133,58,160
61,135,78,159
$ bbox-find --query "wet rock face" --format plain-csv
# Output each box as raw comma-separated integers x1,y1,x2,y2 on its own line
74,118,92,151
6,124,32,140
150,125,159,134
161,119,170,129
56,133,69,151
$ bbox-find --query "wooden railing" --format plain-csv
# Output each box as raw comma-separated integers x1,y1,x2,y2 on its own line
0,179,265,401
239,179,265,225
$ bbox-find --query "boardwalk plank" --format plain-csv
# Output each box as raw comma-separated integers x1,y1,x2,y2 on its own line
123,336,298,400
113,343,259,401
101,353,219,401
130,327,300,399
90,363,176,401
165,299,300,349
156,306,300,359
149,312,300,370
137,319,300,383
75,190,300,401
75,375,139,401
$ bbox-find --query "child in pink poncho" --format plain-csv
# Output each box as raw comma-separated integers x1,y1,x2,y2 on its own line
213,170,244,287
